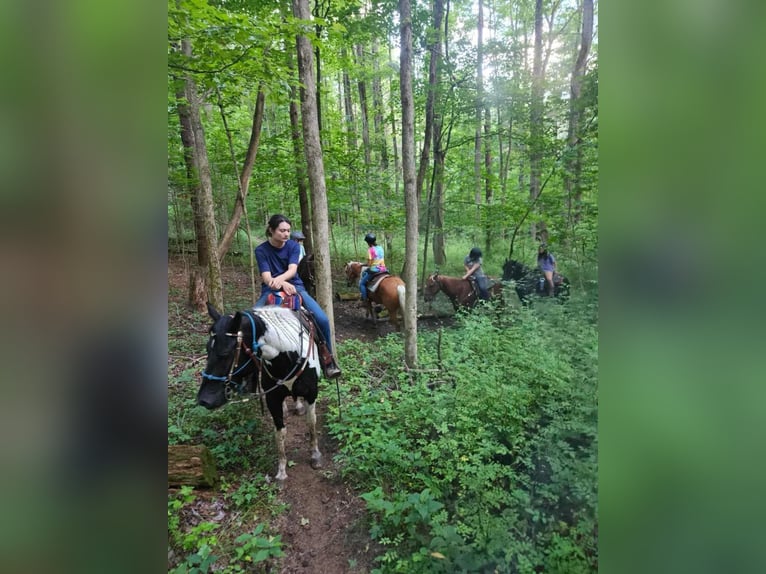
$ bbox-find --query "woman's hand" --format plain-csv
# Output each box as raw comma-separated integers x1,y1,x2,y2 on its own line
280,282,297,296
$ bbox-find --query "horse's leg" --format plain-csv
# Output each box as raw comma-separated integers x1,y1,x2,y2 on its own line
306,401,322,469
275,427,288,481
267,392,289,482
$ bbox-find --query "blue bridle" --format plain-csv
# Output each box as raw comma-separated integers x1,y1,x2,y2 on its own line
201,311,261,394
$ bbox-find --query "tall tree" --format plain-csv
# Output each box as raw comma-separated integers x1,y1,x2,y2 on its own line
178,37,223,312
216,87,266,259
430,0,447,267
293,0,336,341
529,0,545,243
474,0,485,210
416,0,444,205
355,44,372,170
565,0,594,226
399,0,418,369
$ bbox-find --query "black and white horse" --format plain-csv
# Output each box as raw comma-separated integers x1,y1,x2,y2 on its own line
502,258,570,306
197,304,322,482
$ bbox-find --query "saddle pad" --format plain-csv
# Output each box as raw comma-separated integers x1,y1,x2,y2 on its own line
266,291,303,310
368,273,390,293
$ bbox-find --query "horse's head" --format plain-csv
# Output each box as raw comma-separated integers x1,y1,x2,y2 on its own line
198,303,256,410
502,259,524,281
344,261,361,286
423,272,441,302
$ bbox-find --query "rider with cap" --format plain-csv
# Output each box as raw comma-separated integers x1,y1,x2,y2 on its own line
463,247,490,301
290,230,306,262
360,233,387,301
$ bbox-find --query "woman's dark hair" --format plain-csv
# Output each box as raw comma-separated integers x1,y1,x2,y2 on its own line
266,214,291,236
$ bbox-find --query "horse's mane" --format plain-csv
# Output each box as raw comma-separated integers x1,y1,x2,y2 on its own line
251,307,314,362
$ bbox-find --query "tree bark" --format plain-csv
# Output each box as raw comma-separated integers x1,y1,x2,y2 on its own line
293,0,336,342
399,0,418,370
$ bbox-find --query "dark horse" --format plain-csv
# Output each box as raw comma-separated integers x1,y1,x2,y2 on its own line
197,304,322,482
502,259,570,305
423,271,504,311
297,253,315,298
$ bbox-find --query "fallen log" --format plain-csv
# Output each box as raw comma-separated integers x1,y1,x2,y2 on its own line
168,444,218,488
335,291,361,301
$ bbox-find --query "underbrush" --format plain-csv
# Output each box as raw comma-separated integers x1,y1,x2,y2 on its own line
327,299,598,573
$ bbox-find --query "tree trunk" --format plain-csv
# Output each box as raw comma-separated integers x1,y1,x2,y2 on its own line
371,39,389,170
217,88,265,260
416,0,444,206
399,0,418,370
529,0,544,241
289,52,313,254
181,38,223,312
432,147,447,266
293,0,336,342
341,48,357,151
474,0,484,210
565,0,594,227
355,44,372,171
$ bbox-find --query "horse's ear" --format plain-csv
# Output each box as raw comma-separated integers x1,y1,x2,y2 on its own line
207,302,221,321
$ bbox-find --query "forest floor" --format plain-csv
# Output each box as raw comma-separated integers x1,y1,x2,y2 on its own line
168,255,456,573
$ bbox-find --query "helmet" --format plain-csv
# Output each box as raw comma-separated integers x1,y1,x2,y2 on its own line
290,231,305,240
469,247,482,259
364,233,376,245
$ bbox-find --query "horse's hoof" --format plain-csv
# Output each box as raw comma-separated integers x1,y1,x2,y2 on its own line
311,454,323,469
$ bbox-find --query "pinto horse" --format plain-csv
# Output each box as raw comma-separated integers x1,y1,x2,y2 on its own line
197,304,322,482
423,271,504,311
502,258,570,305
344,261,407,329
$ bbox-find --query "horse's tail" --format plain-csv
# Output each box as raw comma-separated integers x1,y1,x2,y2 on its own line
397,284,406,314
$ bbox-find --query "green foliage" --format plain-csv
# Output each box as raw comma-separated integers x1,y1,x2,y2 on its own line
168,486,196,548
329,301,598,572
226,524,285,571
168,524,283,574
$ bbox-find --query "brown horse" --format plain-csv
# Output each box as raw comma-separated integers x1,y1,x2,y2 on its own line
423,271,503,311
344,261,407,330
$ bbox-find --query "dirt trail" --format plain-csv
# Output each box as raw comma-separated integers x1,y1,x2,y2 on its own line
271,400,376,574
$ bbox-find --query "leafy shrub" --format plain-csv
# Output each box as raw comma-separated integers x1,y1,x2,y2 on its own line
329,300,598,572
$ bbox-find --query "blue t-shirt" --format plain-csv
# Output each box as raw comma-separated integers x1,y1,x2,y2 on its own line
254,240,304,294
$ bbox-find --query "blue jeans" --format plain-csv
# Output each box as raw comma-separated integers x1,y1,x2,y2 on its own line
255,287,334,354
360,270,372,301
